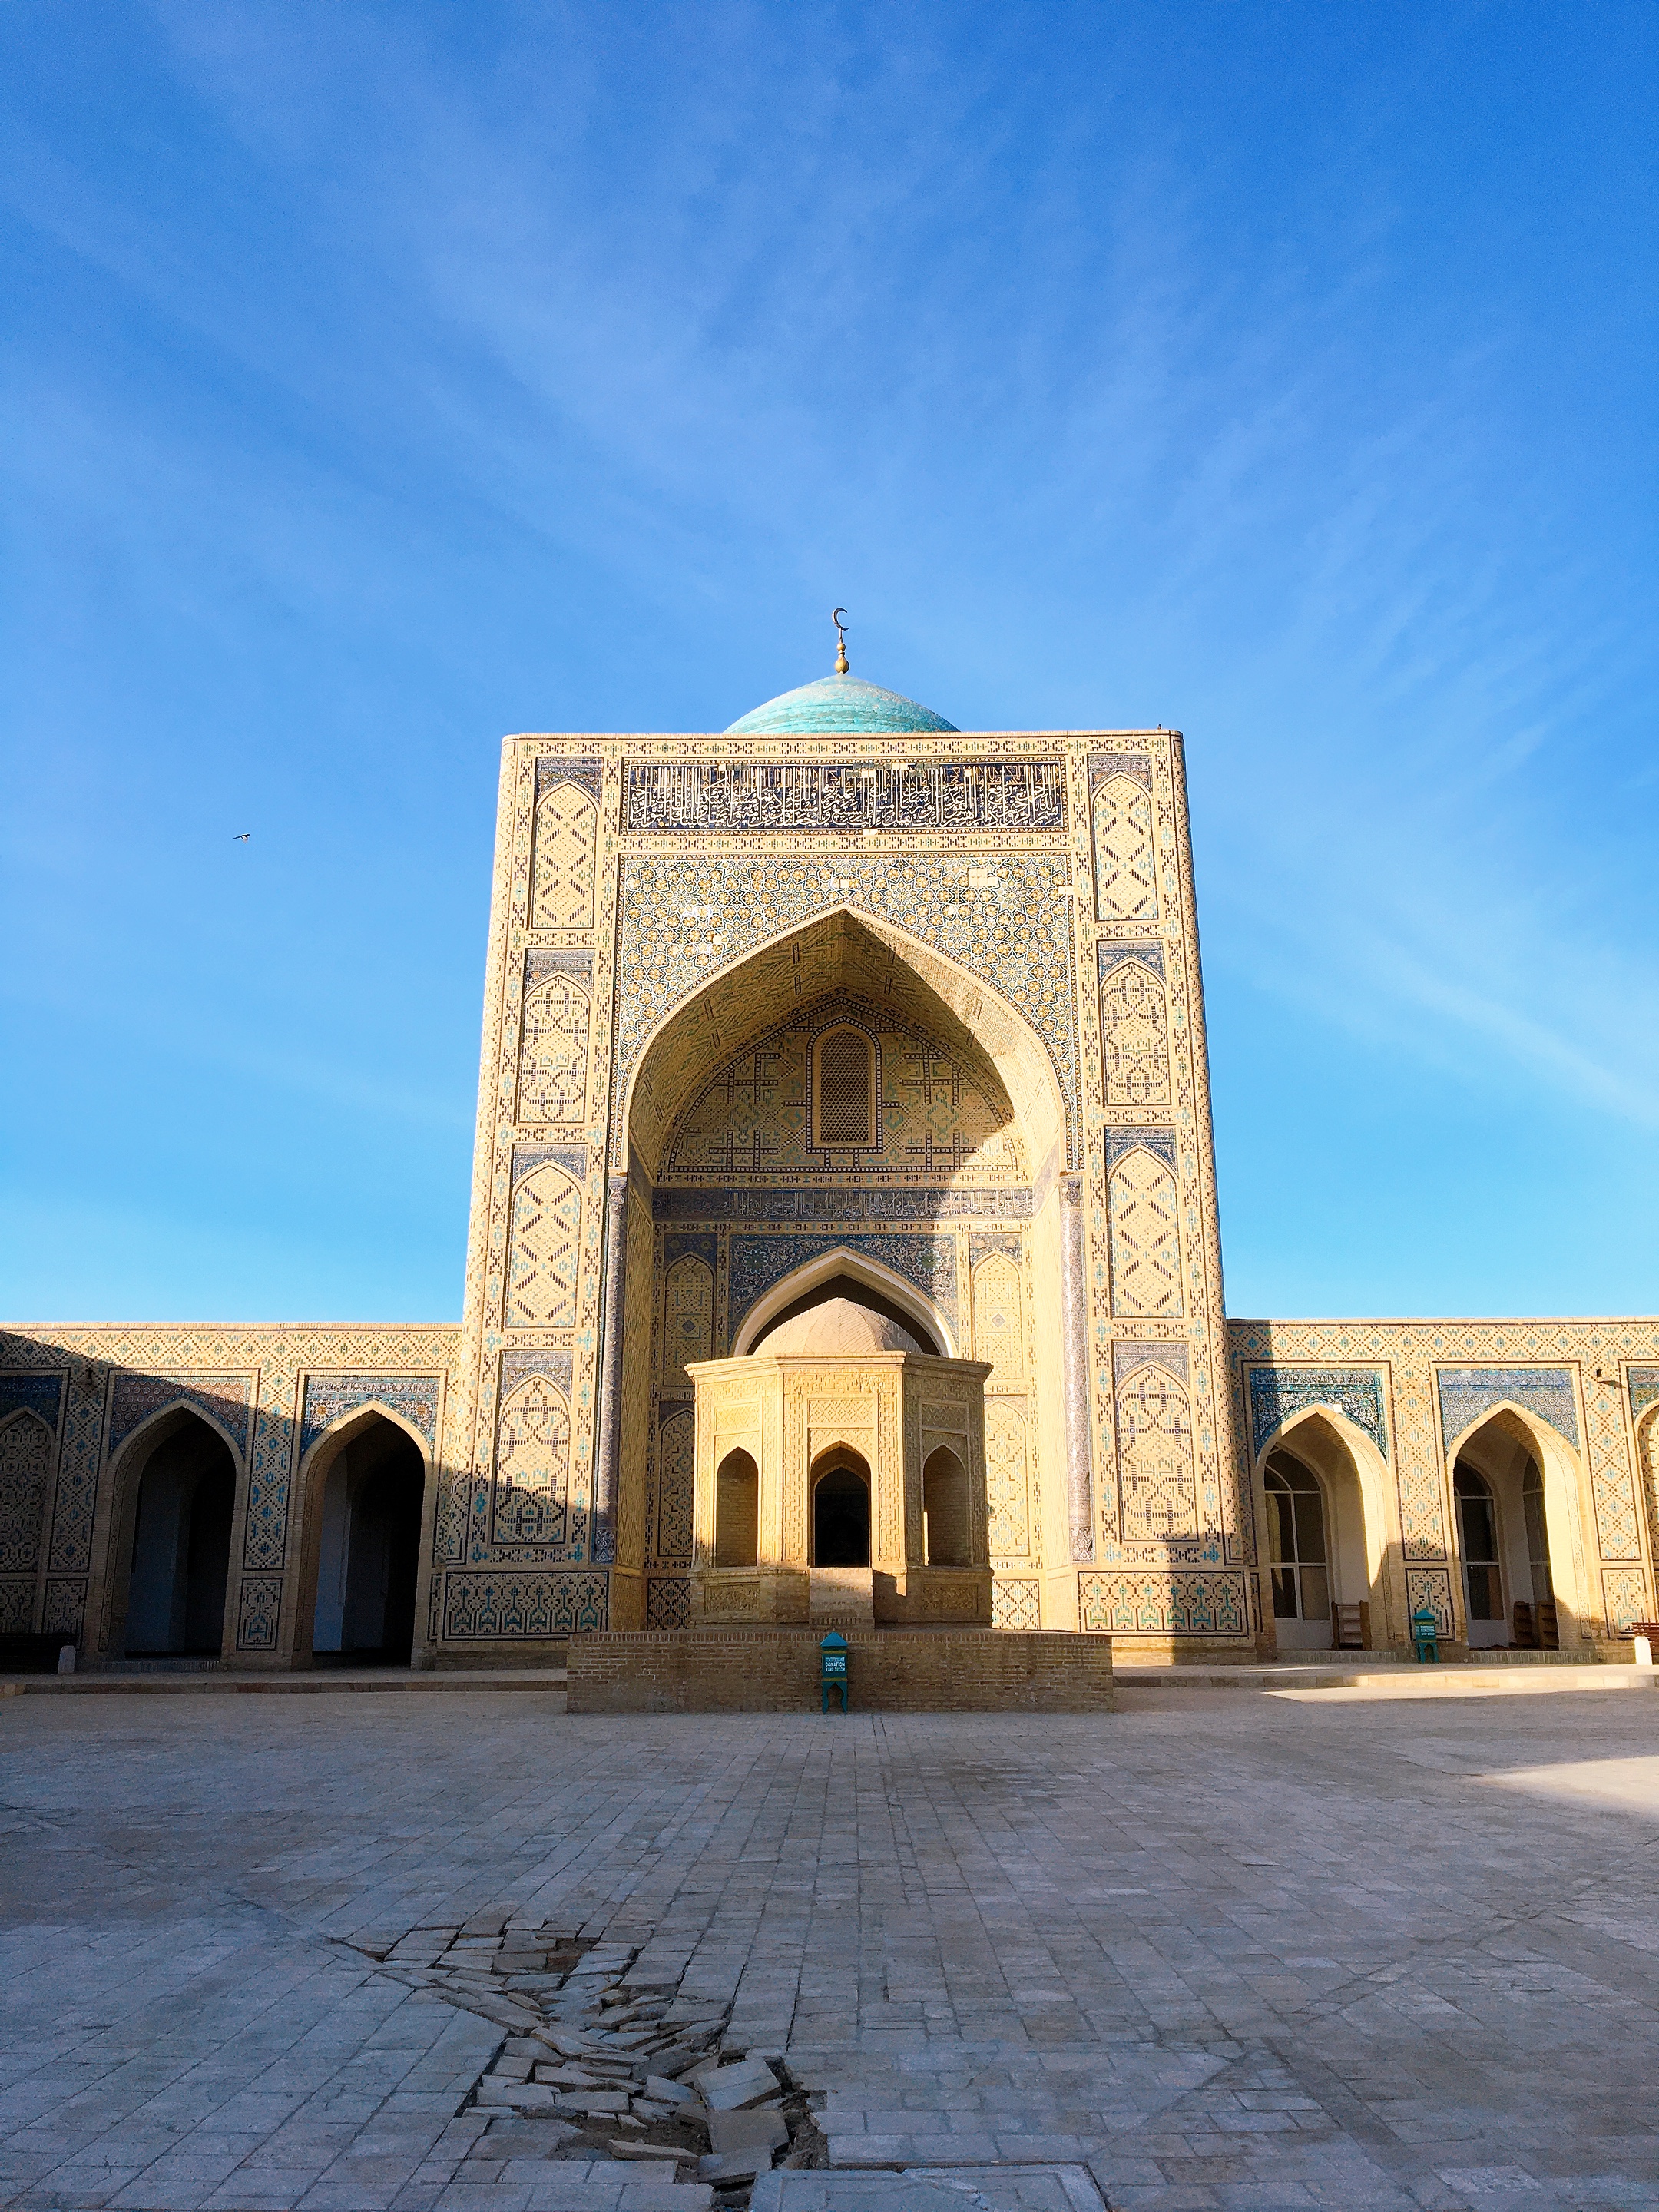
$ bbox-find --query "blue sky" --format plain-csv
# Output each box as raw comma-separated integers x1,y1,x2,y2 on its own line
2,1,1654,1323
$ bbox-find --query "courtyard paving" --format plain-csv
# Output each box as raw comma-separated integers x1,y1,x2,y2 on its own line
4,1683,1659,2211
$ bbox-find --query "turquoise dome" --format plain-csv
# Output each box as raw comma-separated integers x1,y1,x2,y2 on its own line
725,674,958,736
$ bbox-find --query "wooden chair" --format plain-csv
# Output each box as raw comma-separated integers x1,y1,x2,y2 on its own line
1331,1602,1369,1650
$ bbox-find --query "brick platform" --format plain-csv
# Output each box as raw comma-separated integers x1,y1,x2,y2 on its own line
565,1627,1114,1713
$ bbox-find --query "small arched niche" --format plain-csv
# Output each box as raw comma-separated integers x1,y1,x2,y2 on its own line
714,1449,760,1568
812,1449,871,1568
124,1411,237,1657
922,1445,971,1568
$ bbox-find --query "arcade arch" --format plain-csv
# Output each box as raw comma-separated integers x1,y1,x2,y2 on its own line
112,1408,237,1658
292,1409,429,1667
1253,1407,1391,1650
1449,1407,1572,1648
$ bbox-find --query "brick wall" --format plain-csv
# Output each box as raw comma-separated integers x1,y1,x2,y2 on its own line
565,1627,1113,1713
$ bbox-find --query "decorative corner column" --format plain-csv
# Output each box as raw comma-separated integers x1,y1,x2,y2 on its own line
591,1170,630,1565
1058,1171,1095,1562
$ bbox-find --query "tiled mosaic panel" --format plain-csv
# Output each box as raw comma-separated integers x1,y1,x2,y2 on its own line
109,1372,256,1455
491,1376,571,1549
1406,1565,1455,1638
505,1164,584,1327
985,1398,1031,1555
1079,1569,1250,1636
654,1410,694,1560
645,1575,691,1629
517,970,590,1126
236,1577,283,1651
661,1257,714,1383
0,1578,31,1632
41,1580,84,1637
1115,1365,1200,1543
1437,1366,1580,1452
441,1570,609,1639
615,853,1078,1155
626,760,1066,833
1602,1568,1649,1634
1090,773,1158,922
1096,951,1170,1106
1108,1148,1183,1319
727,1233,958,1345
990,1576,1040,1630
0,1412,52,1575
48,1369,107,1577
971,1256,1025,1380
0,1374,64,1426
655,1184,1031,1224
299,1373,441,1459
1247,1366,1389,1462
530,780,598,930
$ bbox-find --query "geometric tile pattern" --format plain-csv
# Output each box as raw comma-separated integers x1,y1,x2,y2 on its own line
0,1410,52,1575
505,1164,584,1328
971,1255,1025,1380
644,1573,691,1628
1603,1568,1648,1634
1096,951,1170,1106
489,1374,571,1550
1108,1147,1183,1318
299,1373,440,1460
440,1569,609,1638
1090,772,1158,922
1115,1364,1199,1544
990,1575,1040,1628
1247,1365,1389,1462
108,1371,256,1455
516,971,591,1126
1436,1366,1581,1452
728,1233,959,1347
1406,1565,1455,1637
985,1398,1031,1556
1078,1568,1249,1634
661,1256,715,1384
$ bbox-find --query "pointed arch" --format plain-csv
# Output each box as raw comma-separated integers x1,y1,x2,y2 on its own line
1253,1404,1400,1647
623,906,1069,1181
530,781,598,930
731,1247,955,1359
1445,1401,1591,1641
288,1405,431,1666
1107,1146,1183,1318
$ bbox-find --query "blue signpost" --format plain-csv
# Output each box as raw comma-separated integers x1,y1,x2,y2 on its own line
820,1631,849,1713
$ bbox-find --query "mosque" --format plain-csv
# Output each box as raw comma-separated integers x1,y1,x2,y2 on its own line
5,644,1658,1677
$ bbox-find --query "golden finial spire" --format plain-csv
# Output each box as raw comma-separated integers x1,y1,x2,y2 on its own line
832,607,849,674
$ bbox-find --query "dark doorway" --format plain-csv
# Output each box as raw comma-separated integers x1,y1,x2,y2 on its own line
312,1421,425,1665
812,1453,871,1567
126,1417,236,1656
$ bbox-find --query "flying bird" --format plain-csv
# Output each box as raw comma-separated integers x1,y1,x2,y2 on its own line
233,833,250,842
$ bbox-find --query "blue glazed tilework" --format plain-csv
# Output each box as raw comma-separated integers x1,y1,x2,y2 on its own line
299,1373,441,1460
1079,1568,1249,1637
0,1374,64,1429
108,1373,255,1457
1250,1366,1389,1462
1628,1367,1659,1419
1437,1366,1579,1451
728,1233,958,1345
1104,1128,1177,1171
